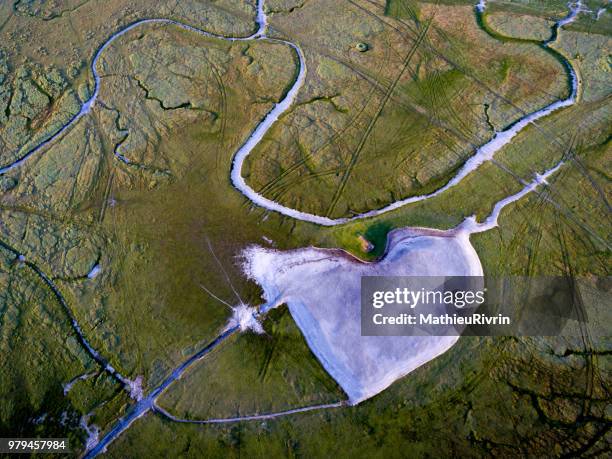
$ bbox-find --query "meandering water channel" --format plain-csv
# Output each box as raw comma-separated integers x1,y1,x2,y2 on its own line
0,0,586,455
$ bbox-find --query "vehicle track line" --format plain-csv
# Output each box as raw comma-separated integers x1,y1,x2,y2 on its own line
325,18,432,217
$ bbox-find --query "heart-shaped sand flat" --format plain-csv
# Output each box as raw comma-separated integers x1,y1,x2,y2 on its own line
242,227,483,404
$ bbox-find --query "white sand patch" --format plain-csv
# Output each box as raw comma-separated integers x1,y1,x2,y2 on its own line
227,304,264,334
125,375,144,401
262,236,275,246
558,1,585,27
595,6,607,20
80,414,100,452
87,264,101,279
242,228,483,404
460,163,563,234
242,164,561,404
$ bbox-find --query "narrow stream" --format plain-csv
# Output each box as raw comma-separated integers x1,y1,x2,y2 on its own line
0,0,584,455
0,1,579,227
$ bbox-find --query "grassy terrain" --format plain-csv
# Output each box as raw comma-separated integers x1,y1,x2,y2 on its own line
243,0,568,218
485,9,555,41
0,0,258,166
0,19,332,448
109,335,611,457
0,242,124,446
569,0,612,36
156,306,344,419
486,0,568,18
0,0,609,455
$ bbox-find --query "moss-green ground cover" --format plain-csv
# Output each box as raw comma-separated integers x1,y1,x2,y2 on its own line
0,0,609,455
